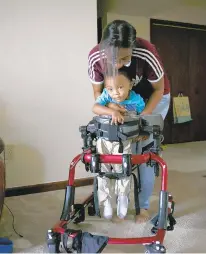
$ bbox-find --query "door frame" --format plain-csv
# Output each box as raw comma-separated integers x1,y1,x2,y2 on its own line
150,19,206,36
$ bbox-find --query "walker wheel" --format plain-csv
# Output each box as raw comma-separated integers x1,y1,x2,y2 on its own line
151,226,158,234
145,242,166,253
48,243,60,253
47,230,60,253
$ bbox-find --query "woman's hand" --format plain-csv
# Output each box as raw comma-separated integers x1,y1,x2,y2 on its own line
140,110,152,116
111,110,124,125
107,103,126,114
132,135,149,143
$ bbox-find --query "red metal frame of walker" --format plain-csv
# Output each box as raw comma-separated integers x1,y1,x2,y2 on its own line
51,150,171,246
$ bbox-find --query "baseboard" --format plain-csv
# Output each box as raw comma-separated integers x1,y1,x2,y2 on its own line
5,177,94,197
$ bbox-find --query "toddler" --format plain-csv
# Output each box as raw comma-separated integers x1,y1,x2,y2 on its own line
92,70,145,220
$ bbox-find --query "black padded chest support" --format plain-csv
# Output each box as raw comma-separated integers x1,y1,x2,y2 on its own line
86,115,143,143
93,119,140,142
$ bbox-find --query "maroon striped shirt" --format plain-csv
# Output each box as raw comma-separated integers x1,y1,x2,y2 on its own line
88,38,170,95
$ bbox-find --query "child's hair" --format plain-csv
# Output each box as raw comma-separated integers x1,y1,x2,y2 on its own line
118,69,132,82
104,63,133,83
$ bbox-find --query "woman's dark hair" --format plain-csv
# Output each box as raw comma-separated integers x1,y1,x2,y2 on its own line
101,20,137,48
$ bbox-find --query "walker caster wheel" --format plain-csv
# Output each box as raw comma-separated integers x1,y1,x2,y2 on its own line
167,213,176,231
47,230,60,253
48,244,59,253
145,242,166,253
59,237,74,253
151,226,158,234
73,204,85,224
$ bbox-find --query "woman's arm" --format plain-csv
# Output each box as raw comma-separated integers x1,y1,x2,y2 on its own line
88,46,105,100
141,77,164,115
92,83,104,100
137,39,166,115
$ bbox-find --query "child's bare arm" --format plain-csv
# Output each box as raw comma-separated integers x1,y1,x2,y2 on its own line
107,103,126,113
92,103,124,125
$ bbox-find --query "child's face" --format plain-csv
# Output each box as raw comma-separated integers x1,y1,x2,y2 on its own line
105,74,131,102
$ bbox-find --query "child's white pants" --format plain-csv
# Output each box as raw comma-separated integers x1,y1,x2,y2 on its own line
96,138,132,206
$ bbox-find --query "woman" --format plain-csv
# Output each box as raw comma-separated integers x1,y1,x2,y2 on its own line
88,20,170,223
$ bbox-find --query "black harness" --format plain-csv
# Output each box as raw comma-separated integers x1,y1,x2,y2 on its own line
86,114,144,153
86,114,142,141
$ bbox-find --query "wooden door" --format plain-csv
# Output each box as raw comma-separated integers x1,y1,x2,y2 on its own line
188,29,206,141
151,20,206,144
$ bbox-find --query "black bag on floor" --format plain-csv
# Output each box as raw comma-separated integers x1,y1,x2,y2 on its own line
72,231,108,253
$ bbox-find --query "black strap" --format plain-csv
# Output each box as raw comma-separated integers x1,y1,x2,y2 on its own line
131,172,140,215
93,176,101,217
101,172,127,179
142,141,154,154
95,120,140,142
117,130,140,141
137,165,141,191
118,139,124,153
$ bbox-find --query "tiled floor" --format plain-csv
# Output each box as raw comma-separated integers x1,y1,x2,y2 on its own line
1,141,206,253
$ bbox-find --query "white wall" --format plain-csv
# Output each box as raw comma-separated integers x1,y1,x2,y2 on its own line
107,13,150,41
0,0,97,187
106,5,206,41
